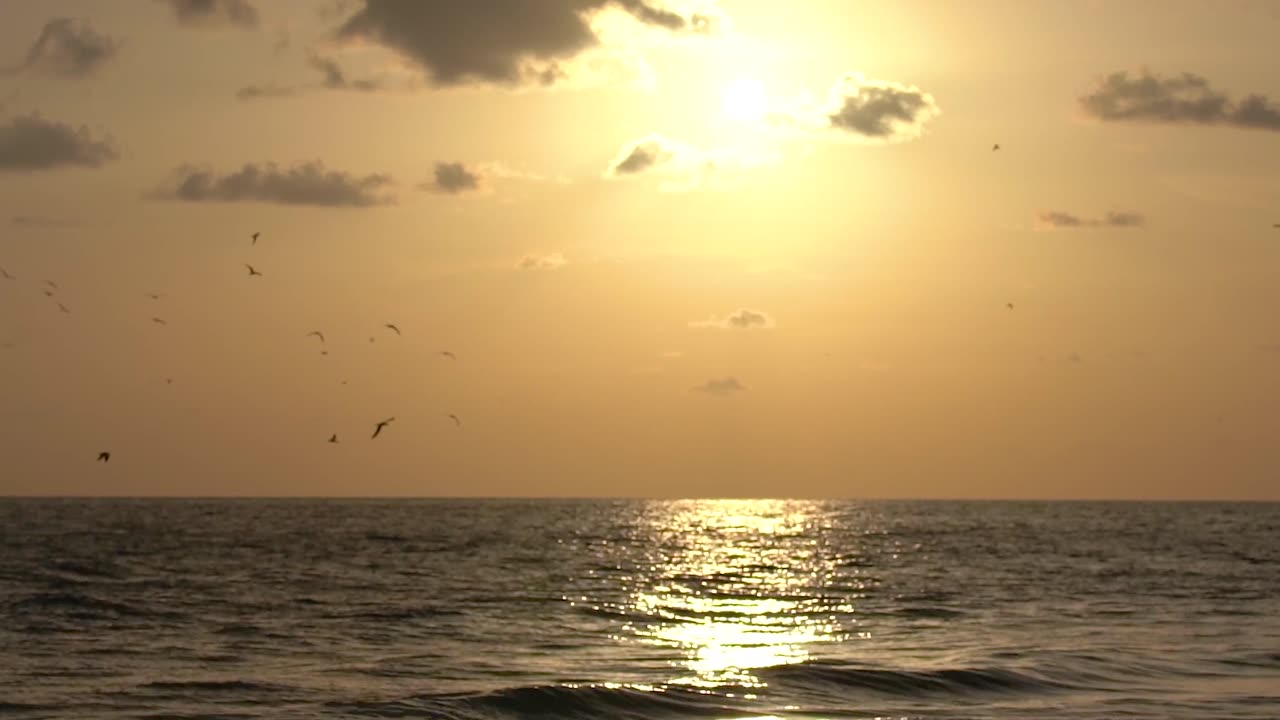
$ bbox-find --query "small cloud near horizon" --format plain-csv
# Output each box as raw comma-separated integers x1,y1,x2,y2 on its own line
1037,210,1146,229
694,377,745,396
517,253,568,270
11,215,78,228
160,0,259,29
0,114,118,172
689,308,775,330
153,161,395,207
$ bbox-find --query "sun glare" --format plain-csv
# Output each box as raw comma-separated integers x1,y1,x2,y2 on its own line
721,77,768,121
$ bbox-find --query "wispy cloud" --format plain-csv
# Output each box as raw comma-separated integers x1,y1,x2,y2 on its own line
153,161,395,207
1036,210,1146,229
517,253,568,270
11,215,78,228
421,161,482,195
694,377,745,396
603,133,774,191
1080,69,1280,132
0,114,117,172
689,308,775,330
4,18,117,78
769,72,941,144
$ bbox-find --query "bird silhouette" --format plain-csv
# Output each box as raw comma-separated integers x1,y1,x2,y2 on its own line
245,264,263,277
372,417,395,439
151,317,167,326
328,434,338,443
145,293,164,300
992,143,1000,151
448,414,461,428
57,302,70,314
384,323,401,336
305,331,325,343
43,289,55,297
1273,223,1279,228
0,267,13,280
97,451,110,463
166,378,173,385
1007,302,1014,310
439,351,456,360
251,231,260,245
45,280,58,290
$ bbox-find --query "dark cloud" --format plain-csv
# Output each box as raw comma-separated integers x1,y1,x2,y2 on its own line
0,114,118,171
235,83,299,100
155,161,395,207
6,18,117,78
1037,210,1146,229
1080,70,1280,132
307,53,381,91
161,0,260,28
694,377,745,396
690,308,775,330
606,135,678,175
825,75,940,140
332,0,712,88
518,253,568,270
421,162,483,194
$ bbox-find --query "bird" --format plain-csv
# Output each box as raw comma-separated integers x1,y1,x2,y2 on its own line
57,302,70,314
245,264,263,277
251,231,260,245
371,417,395,439
305,331,325,343
448,414,461,428
327,434,338,444
145,293,164,300
45,280,58,290
151,317,167,326
1006,302,1014,310
43,289,56,297
97,452,110,463
1273,223,1279,228
320,350,329,356
439,351,456,360
992,143,1000,151
384,323,401,336
165,378,173,385
0,267,13,280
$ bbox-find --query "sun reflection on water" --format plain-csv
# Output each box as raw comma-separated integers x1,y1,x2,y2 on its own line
619,500,853,688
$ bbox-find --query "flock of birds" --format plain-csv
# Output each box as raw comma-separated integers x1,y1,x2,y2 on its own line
2,232,463,465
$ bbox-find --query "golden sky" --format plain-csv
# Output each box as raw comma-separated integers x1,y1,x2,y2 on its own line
2,0,1279,498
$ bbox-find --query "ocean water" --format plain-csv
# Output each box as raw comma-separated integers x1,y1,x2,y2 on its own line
0,499,1277,719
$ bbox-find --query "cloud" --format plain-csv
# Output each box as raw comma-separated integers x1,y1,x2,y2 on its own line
421,161,483,194
689,308,775,330
161,0,260,29
331,0,716,88
5,18,117,78
154,161,395,207
307,53,382,91
0,114,118,171
603,133,773,191
1080,70,1280,132
1036,210,1146,229
518,253,568,270
769,72,941,143
235,83,299,100
694,377,745,396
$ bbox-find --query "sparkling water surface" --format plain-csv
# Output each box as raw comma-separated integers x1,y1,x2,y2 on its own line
1,499,1277,719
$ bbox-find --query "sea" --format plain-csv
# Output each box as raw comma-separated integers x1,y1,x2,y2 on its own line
0,499,1276,719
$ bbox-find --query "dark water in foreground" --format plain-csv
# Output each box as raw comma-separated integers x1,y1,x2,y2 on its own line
1,499,1277,719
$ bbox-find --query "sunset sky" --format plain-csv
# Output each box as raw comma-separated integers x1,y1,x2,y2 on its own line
2,0,1279,499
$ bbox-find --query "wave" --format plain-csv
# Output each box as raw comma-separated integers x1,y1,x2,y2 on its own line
8,592,172,620
759,661,1080,698
332,683,755,720
140,679,288,694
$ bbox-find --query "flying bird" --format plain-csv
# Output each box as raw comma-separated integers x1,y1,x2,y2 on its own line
57,302,70,314
992,143,1000,151
384,323,401,336
1007,302,1014,310
439,351,456,360
43,289,56,297
97,452,110,463
0,267,13,280
251,232,260,245
448,414,461,428
145,293,164,300
1273,223,1279,228
245,264,262,277
328,434,338,444
305,331,325,343
371,417,395,439
151,317,167,326
45,280,58,290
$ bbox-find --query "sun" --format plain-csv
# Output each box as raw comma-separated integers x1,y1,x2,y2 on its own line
720,77,768,121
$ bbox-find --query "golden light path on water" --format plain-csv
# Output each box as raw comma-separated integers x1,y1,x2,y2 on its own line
620,500,857,689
